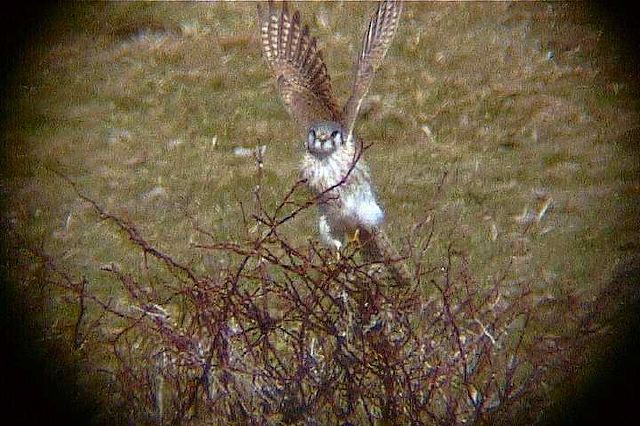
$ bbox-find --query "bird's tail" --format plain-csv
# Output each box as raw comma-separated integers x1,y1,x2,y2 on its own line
359,227,413,286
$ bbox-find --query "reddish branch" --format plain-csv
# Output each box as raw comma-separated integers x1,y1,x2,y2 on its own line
13,167,580,424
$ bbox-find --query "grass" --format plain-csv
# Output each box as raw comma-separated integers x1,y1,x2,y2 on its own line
2,1,639,423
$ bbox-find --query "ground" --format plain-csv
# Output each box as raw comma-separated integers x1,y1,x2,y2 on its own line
1,1,639,423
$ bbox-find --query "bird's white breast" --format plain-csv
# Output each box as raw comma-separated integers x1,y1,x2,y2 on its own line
301,148,384,231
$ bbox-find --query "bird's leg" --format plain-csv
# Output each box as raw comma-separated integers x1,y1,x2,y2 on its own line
319,215,343,262
341,228,363,262
349,228,361,247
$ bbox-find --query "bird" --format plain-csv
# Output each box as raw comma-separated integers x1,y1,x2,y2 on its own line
258,0,411,285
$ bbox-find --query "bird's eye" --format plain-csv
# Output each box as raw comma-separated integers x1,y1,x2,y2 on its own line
307,129,316,146
331,130,342,145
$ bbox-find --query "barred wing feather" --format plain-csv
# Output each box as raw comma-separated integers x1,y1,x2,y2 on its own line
259,2,341,134
342,0,402,141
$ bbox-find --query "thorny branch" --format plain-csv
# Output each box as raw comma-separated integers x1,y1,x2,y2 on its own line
13,166,586,424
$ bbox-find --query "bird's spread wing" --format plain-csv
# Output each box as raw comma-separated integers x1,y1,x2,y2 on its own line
259,1,341,134
342,0,402,142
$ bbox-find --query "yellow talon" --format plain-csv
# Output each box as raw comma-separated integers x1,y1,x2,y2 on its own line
350,228,361,246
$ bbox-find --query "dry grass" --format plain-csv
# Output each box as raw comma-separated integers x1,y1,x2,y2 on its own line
2,1,639,423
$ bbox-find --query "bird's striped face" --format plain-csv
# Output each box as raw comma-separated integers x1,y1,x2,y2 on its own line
306,121,345,158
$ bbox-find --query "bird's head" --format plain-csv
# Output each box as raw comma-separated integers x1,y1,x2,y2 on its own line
306,121,347,158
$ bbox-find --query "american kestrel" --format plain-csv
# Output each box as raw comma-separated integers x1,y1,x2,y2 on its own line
259,0,410,285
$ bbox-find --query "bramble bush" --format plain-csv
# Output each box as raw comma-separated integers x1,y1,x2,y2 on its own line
20,158,589,425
